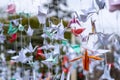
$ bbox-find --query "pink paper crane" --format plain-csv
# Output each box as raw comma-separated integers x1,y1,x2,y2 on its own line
6,3,16,14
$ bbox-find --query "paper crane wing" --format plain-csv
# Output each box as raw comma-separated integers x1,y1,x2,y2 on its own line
8,22,18,35
93,49,110,56
99,64,114,80
69,56,83,62
67,18,81,27
11,55,19,62
89,56,103,60
18,49,33,63
26,42,38,53
54,20,65,40
7,49,16,54
37,6,47,24
10,18,22,26
61,39,69,46
77,0,97,22
26,25,34,36
44,55,53,62
71,44,80,54
53,44,60,55
95,0,105,10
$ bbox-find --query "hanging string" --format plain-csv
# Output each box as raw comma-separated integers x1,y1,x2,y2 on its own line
116,11,119,35
100,8,108,65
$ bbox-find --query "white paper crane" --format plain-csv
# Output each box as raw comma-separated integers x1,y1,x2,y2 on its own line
11,48,32,63
0,31,6,43
26,25,34,37
37,6,48,24
26,42,38,53
99,64,114,80
7,49,16,54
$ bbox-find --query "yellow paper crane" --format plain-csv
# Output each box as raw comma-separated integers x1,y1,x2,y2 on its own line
70,49,103,71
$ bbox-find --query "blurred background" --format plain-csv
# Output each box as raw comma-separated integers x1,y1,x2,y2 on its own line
0,0,120,80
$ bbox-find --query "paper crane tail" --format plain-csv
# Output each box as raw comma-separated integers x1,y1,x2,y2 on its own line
89,56,103,60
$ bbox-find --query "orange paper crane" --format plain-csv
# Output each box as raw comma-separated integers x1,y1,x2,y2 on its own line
70,49,103,71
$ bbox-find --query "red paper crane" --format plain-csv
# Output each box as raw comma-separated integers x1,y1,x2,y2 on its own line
67,18,85,36
71,27,85,36
70,50,103,71
36,47,45,60
62,56,71,73
9,33,17,43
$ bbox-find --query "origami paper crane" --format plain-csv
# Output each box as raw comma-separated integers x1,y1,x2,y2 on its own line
54,20,65,40
6,3,16,14
35,47,45,59
109,0,120,12
82,46,110,56
67,17,81,28
41,43,54,50
7,22,18,35
99,64,114,80
70,49,103,71
26,42,38,53
42,54,58,65
95,0,105,10
75,0,98,22
26,25,34,37
67,17,85,36
11,48,32,63
75,11,88,22
70,44,81,54
18,24,24,31
37,6,47,24
12,71,22,80
9,33,17,43
0,31,6,43
71,27,85,36
95,33,114,47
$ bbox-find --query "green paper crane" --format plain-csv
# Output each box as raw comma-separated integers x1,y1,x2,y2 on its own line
61,39,69,46
7,22,18,35
71,44,81,54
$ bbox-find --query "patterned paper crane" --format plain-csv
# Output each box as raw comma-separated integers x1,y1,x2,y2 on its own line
70,49,103,71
